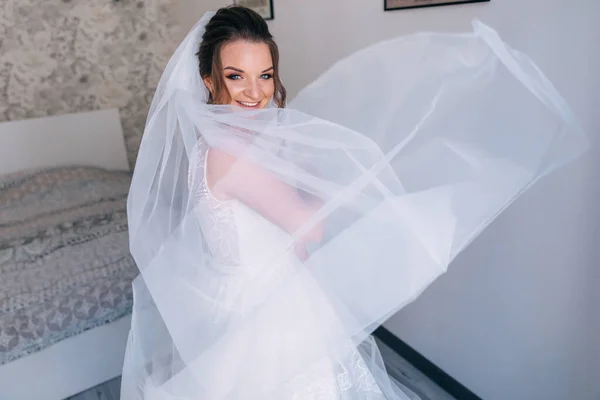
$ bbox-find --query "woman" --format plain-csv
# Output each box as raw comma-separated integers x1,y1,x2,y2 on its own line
195,8,324,262
121,5,586,400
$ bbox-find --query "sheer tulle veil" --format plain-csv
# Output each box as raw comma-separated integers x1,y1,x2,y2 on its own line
120,9,588,399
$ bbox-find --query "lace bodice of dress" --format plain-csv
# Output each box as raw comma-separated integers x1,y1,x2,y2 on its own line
188,138,297,275
188,138,242,271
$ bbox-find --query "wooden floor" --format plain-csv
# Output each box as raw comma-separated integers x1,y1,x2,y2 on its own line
67,338,455,400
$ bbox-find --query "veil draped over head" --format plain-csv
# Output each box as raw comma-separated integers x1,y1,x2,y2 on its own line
121,10,587,400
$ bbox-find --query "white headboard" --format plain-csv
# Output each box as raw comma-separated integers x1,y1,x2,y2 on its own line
0,108,130,175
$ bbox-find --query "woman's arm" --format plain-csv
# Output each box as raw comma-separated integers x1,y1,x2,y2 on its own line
206,148,325,246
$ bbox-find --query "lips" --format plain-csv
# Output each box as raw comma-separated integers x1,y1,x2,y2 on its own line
237,100,261,108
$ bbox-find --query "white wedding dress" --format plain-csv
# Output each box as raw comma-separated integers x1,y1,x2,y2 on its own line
140,138,415,399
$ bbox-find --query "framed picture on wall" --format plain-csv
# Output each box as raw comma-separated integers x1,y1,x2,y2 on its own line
384,0,489,11
234,0,274,20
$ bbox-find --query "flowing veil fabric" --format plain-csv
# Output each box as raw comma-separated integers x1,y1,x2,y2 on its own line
121,11,588,399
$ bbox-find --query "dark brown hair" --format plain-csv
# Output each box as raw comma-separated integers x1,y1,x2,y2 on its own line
196,5,287,108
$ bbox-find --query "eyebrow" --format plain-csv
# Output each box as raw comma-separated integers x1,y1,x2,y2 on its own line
223,66,274,73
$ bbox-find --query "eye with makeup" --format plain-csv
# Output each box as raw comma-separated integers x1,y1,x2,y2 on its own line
225,73,273,80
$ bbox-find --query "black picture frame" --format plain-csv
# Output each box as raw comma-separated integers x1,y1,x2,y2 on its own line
234,0,274,20
384,0,489,11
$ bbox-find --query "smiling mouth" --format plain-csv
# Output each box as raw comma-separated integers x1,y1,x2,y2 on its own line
237,101,261,108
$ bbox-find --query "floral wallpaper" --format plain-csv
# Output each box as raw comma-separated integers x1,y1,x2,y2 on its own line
0,0,180,166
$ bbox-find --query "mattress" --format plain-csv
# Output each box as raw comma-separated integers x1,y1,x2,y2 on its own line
0,166,137,365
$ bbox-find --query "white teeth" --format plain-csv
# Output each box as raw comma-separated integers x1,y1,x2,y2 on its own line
239,101,259,107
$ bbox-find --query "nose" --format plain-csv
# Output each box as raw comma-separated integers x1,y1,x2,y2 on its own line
243,79,261,100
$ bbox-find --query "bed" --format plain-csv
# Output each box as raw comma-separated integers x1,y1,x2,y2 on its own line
0,109,135,400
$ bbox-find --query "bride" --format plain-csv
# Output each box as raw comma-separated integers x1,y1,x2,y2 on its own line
120,5,586,400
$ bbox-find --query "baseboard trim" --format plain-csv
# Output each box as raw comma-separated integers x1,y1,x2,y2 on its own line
373,327,482,400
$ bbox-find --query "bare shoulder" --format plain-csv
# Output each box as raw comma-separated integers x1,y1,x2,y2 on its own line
205,147,236,174
206,146,267,180
204,147,238,200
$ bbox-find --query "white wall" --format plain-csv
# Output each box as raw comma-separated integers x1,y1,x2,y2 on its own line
174,1,600,399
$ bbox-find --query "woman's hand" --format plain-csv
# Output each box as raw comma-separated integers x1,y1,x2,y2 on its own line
294,241,309,262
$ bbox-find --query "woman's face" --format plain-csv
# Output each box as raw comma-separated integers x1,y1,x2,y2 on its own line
206,39,275,109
